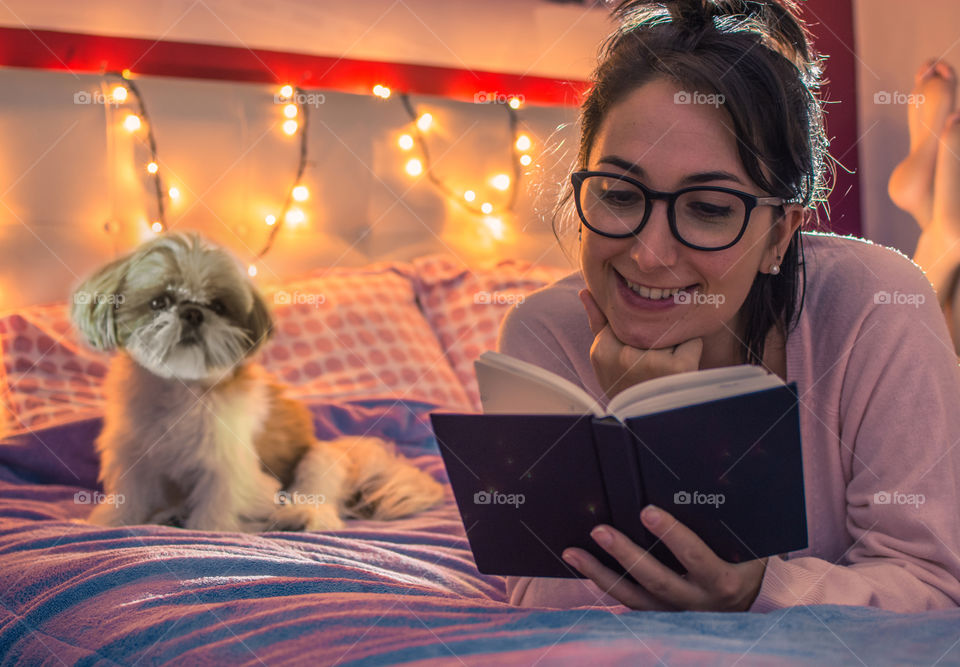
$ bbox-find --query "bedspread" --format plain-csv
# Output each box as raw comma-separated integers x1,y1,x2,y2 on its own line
1,400,959,666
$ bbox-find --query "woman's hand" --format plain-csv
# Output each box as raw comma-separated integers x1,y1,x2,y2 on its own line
579,288,703,401
562,505,768,612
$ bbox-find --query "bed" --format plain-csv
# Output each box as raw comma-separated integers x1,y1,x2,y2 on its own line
2,256,960,666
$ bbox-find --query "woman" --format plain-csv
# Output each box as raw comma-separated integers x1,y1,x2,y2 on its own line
498,0,960,612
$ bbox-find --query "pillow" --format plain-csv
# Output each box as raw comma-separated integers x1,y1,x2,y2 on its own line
259,262,472,411
0,262,473,437
0,303,110,434
413,254,572,410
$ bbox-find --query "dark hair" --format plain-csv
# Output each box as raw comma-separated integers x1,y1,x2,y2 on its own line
558,0,830,365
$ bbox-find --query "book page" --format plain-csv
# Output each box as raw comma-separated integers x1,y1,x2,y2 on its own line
611,373,785,421
475,351,604,416
606,365,768,417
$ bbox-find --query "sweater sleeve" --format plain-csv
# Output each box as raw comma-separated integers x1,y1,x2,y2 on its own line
751,258,960,612
496,286,625,608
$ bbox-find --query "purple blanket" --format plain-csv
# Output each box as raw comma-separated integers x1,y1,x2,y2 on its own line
2,401,960,666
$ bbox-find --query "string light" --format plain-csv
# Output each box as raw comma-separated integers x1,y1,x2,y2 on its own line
515,134,532,151
283,104,298,119
480,202,493,215
508,97,522,110
491,174,511,191
397,134,414,150
464,190,476,202
121,69,132,79
248,265,258,277
151,221,164,233
279,84,294,99
519,154,532,166
405,158,424,177
146,161,158,174
372,84,391,99
416,113,433,132
168,187,180,200
123,114,142,132
285,208,306,226
292,185,309,202
282,119,298,135
111,85,128,103
265,214,277,226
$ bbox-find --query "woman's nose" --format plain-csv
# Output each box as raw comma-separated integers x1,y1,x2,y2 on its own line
629,200,679,269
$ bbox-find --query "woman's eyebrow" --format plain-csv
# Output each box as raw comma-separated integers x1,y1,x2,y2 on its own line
596,155,745,186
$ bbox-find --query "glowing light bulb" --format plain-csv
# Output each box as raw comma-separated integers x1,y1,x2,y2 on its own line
480,202,493,215
483,216,506,240
416,113,433,132
285,208,306,226
397,134,414,150
519,154,532,166
146,162,158,174
283,103,298,118
491,174,511,191
515,134,532,151
248,265,258,277
265,214,277,226
405,158,424,176
151,221,164,233
292,185,309,202
463,190,476,203
168,187,180,200
279,84,294,99
111,85,128,103
373,84,391,99
121,69,132,79
283,120,298,135
508,97,521,110
123,114,142,131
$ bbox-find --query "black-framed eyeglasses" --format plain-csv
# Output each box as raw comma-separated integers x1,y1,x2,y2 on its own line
571,171,785,251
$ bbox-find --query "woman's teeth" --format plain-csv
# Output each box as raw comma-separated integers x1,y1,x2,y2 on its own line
624,277,689,300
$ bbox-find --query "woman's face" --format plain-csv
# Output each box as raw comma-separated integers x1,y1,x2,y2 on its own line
579,77,798,352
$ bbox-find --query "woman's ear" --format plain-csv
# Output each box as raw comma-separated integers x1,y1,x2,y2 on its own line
763,204,804,273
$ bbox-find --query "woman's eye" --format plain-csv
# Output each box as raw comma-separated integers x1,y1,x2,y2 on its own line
598,188,642,207
150,295,171,310
209,299,226,316
688,202,734,219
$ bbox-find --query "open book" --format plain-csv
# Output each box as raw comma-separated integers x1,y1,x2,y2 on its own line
431,351,807,578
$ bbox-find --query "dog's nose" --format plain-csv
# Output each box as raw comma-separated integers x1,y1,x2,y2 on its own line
180,307,204,327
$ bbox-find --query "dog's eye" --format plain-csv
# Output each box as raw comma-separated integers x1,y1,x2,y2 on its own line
209,299,227,316
150,294,172,311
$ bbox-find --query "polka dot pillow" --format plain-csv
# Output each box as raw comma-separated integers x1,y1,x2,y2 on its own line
413,254,572,410
259,262,472,411
0,303,110,434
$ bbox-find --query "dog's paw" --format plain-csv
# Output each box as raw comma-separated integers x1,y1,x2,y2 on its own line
86,502,125,526
269,503,344,532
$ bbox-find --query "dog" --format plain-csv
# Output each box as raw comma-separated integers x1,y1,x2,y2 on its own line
70,232,443,532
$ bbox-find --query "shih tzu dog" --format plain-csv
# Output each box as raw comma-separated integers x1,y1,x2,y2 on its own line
71,232,443,533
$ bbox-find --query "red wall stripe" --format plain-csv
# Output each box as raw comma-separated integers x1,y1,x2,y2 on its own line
0,26,589,107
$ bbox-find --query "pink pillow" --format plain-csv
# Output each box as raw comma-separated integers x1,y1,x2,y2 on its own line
0,303,110,434
260,262,472,411
413,254,572,410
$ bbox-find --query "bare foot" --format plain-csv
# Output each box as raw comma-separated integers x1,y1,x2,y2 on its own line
914,111,960,294
888,60,957,226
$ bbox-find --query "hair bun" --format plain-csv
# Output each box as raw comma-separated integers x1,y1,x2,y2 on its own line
668,0,719,35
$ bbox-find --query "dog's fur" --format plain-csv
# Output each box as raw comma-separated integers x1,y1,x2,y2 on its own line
71,232,443,532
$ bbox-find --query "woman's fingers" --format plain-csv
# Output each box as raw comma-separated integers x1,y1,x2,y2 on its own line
561,547,675,610
579,288,607,336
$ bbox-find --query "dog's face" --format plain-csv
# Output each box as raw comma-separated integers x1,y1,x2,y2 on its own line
71,232,272,381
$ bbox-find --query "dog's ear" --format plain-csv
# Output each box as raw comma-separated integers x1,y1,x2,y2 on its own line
70,255,131,350
245,288,273,354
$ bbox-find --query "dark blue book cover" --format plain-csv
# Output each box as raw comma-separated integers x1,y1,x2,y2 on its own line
430,383,807,578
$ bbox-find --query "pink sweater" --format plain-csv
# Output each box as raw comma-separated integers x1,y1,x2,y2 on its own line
497,233,960,612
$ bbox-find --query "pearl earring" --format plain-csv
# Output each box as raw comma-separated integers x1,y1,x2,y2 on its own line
770,253,782,276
